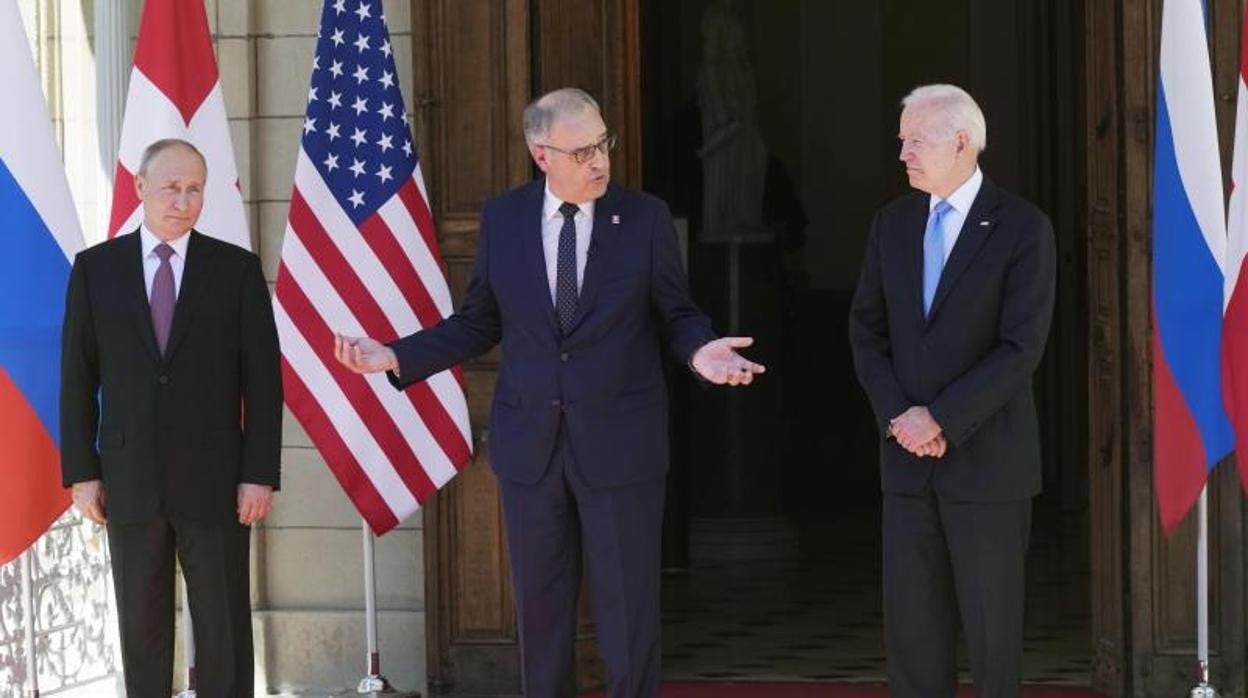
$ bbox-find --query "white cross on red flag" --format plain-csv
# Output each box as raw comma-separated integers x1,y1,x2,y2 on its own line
108,0,249,250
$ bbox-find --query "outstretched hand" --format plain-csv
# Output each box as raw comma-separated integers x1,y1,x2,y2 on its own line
690,337,767,386
334,334,398,374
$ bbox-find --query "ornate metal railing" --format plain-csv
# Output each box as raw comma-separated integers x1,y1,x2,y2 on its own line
0,510,120,696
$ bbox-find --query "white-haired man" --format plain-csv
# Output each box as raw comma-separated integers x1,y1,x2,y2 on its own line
849,84,1056,696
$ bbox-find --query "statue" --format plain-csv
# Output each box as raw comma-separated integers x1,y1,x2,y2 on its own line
697,0,769,242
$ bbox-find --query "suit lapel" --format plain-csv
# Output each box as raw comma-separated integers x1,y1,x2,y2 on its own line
162,230,212,364
903,196,929,327
927,179,1000,322
120,231,162,362
521,181,558,335
568,185,621,333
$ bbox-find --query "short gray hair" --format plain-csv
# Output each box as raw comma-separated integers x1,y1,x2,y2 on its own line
137,138,207,176
901,84,987,152
523,88,601,146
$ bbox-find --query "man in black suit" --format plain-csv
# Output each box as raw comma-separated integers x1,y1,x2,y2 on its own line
334,88,765,697
60,138,282,698
849,84,1056,697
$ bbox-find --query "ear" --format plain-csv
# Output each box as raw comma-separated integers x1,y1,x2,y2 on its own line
134,174,146,200
954,130,970,155
530,145,551,174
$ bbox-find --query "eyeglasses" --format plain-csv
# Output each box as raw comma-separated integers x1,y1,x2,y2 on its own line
539,134,618,165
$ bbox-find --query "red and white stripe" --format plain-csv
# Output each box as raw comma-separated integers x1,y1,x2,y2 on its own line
1225,9,1248,491
275,157,472,534
108,0,249,250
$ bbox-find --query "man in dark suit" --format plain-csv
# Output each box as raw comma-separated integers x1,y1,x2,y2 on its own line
335,87,764,697
60,138,282,698
849,84,1056,697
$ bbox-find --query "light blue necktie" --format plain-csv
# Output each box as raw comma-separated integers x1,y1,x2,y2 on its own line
923,200,953,317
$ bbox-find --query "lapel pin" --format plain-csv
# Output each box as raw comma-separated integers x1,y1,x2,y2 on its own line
979,220,990,226
611,214,620,225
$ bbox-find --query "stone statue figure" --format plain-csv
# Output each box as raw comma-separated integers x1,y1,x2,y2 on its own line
697,0,769,242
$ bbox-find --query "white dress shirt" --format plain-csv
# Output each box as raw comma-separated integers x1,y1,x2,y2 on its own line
928,167,984,263
541,184,596,306
140,225,190,300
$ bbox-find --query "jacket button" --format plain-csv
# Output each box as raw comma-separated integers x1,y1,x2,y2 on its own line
560,352,570,362
158,375,169,385
551,399,562,408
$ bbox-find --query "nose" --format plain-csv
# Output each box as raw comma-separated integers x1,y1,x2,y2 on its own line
588,147,609,169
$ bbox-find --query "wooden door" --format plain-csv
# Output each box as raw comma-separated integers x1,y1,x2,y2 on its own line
1084,0,1128,691
1088,0,1246,694
411,0,641,694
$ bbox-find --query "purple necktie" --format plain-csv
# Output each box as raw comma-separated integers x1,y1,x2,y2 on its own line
151,243,175,355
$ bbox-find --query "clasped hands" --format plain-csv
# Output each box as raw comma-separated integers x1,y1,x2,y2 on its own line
889,406,948,458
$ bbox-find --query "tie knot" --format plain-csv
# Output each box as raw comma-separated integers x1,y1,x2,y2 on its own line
154,243,175,262
558,202,579,219
932,200,953,218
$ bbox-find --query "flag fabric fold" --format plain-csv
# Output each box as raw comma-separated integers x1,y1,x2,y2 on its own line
1224,1,1248,497
109,0,249,250
1153,0,1234,534
0,3,85,565
275,0,473,534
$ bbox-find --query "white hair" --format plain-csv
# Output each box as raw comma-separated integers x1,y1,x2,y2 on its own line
523,88,601,146
901,84,987,152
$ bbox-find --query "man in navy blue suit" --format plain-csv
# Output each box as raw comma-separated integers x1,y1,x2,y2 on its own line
335,87,764,697
849,84,1055,697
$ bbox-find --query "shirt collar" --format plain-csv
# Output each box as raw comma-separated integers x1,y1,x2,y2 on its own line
930,167,984,216
140,224,191,260
543,182,596,223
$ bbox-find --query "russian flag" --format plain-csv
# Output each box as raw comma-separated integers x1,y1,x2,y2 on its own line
1153,0,1234,534
0,3,85,564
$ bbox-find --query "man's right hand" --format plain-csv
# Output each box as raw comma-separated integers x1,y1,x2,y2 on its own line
334,334,399,374
912,434,948,459
72,480,107,525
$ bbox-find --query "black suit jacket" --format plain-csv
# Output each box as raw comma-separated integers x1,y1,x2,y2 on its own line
848,177,1056,502
390,180,716,487
60,230,282,524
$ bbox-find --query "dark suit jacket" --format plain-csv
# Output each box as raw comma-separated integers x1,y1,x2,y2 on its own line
60,230,282,524
389,180,715,487
848,177,1056,502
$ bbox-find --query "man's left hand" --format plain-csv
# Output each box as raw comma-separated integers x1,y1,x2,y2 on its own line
691,337,767,386
237,483,275,526
889,406,942,452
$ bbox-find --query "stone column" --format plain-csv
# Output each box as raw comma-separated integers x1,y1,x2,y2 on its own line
94,0,129,237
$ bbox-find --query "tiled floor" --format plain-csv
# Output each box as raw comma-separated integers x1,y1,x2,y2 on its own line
661,504,1091,685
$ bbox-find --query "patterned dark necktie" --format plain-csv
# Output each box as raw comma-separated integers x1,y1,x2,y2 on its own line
555,202,580,334
151,243,175,355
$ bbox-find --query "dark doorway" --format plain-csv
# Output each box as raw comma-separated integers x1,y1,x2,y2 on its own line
641,0,1092,686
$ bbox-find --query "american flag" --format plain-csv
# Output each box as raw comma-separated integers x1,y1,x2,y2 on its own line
108,0,249,249
275,0,473,534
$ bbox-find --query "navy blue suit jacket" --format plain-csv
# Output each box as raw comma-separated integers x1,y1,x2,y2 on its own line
848,178,1056,502
390,180,715,487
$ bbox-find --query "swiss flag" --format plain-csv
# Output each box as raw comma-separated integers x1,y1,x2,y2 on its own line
109,0,250,250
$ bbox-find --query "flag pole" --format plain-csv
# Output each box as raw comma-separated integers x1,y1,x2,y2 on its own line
1190,487,1217,697
357,520,392,695
21,548,39,698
